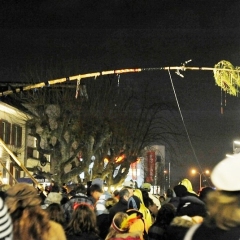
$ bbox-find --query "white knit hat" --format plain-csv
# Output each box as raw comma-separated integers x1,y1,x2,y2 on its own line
211,154,240,191
0,197,13,239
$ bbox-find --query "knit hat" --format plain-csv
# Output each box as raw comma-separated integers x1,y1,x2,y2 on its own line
6,183,41,214
211,154,240,191
0,197,13,239
128,195,141,210
44,192,62,205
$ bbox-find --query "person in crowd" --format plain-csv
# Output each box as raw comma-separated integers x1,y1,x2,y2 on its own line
49,180,60,193
90,183,111,238
65,203,101,240
184,155,240,240
159,195,166,203
122,181,135,197
6,183,66,240
175,188,206,218
140,183,161,209
178,179,197,196
148,203,176,240
63,184,94,222
109,188,130,222
112,189,120,202
198,186,214,203
97,197,117,239
90,184,109,216
105,212,142,240
133,189,152,232
0,197,13,239
127,197,146,240
146,197,159,222
165,186,206,240
162,188,174,205
62,183,68,194
46,203,66,227
42,189,63,209
105,197,118,210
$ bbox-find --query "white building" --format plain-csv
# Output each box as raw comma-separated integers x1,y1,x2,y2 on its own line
0,102,50,186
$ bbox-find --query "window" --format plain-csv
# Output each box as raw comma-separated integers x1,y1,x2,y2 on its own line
0,120,11,144
12,124,22,147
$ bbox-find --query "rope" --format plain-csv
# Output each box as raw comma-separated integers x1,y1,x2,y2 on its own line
167,69,209,183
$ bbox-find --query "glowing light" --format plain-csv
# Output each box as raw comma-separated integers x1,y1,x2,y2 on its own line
115,154,126,163
104,158,109,163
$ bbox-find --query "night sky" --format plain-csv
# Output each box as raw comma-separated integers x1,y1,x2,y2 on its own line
1,0,240,190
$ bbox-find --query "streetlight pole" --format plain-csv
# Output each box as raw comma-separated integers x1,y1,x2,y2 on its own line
191,169,210,191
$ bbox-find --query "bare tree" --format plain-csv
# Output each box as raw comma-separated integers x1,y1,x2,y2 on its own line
6,62,182,187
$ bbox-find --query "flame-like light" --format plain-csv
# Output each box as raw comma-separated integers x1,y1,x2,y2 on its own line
115,154,126,163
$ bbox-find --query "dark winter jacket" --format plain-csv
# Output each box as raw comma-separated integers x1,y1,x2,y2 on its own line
109,198,128,222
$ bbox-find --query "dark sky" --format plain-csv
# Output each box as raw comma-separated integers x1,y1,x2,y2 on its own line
1,0,240,189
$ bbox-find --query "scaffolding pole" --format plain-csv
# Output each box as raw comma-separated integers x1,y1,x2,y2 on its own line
0,138,42,189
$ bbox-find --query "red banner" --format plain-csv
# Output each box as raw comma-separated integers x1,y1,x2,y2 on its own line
146,151,155,183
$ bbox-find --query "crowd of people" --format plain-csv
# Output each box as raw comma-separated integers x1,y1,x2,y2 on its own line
0,154,240,240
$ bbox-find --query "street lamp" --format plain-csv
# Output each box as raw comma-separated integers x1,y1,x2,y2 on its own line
191,169,210,190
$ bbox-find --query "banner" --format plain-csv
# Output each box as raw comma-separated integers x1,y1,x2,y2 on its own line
146,151,155,183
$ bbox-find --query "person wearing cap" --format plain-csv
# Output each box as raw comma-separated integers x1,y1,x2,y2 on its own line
184,155,240,240
122,181,135,197
5,183,66,240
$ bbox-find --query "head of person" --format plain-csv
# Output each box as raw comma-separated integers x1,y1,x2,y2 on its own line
105,197,118,210
65,203,98,235
179,178,196,194
199,187,214,203
159,195,165,203
119,188,130,203
122,181,135,197
147,197,158,217
6,183,42,214
112,189,120,200
75,184,86,195
46,203,65,226
89,184,103,200
155,203,176,226
205,155,240,230
166,188,174,198
106,212,132,240
140,183,151,192
173,184,188,197
5,183,51,240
